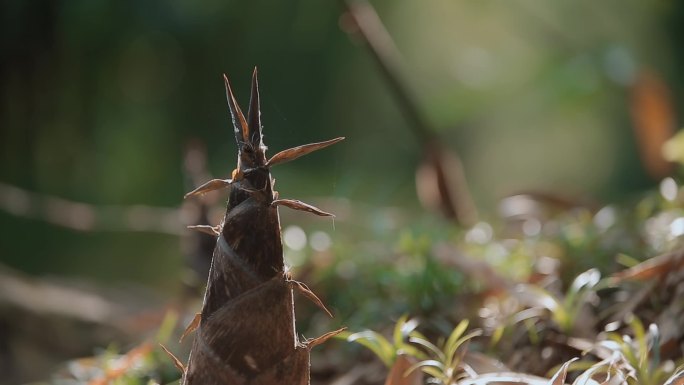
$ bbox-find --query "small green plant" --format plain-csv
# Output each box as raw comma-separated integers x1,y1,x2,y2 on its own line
600,316,684,385
512,268,602,334
405,319,482,384
339,314,426,368
548,317,684,385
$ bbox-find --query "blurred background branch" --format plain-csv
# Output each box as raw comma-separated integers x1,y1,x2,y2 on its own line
340,0,478,226
0,182,182,234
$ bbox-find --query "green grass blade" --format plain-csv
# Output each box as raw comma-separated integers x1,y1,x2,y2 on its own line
409,332,446,362
347,331,396,367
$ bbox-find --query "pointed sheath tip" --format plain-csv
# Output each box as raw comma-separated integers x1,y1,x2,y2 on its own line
223,74,238,104
159,344,186,374
306,327,347,350
179,312,202,343
183,178,232,199
187,224,221,236
272,199,335,217
248,67,262,144
222,73,250,143
291,280,334,318
222,73,237,100
266,137,346,167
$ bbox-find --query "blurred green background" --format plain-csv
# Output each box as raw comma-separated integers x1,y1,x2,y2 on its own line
1,0,682,289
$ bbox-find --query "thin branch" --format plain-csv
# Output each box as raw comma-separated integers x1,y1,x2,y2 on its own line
339,0,478,225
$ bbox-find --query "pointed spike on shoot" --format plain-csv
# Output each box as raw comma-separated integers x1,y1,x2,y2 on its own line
187,225,221,236
247,67,262,145
291,280,333,318
223,74,250,143
159,344,186,374
266,137,345,167
272,199,334,217
180,313,202,343
184,179,232,199
306,328,347,350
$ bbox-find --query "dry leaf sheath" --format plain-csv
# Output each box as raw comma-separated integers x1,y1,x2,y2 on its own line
181,69,344,384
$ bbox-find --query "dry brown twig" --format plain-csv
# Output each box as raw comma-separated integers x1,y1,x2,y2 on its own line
340,0,477,226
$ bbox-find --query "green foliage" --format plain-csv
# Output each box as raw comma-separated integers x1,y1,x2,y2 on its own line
308,220,467,331
601,317,684,385
341,316,482,384
544,317,684,385
338,314,426,368
512,268,603,334
406,319,482,385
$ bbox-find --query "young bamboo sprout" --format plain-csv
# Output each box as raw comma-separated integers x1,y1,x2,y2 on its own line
180,68,344,385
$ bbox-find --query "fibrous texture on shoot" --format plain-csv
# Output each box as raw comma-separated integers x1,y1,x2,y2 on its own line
180,69,344,385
